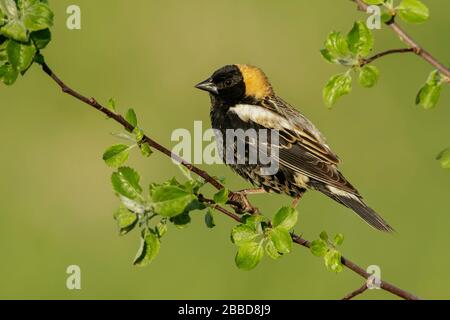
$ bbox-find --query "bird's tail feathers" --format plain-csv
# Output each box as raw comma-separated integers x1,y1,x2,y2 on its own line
319,185,394,233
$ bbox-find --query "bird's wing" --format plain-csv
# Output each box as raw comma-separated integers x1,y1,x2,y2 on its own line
262,96,340,165
229,99,358,195
277,144,358,195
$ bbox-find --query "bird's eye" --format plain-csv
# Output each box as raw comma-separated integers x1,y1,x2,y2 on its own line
224,79,233,86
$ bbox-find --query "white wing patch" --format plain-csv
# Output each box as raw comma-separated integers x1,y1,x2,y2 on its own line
229,104,340,166
327,186,360,201
294,173,310,188
229,104,294,131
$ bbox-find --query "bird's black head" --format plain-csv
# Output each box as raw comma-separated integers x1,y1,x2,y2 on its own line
195,65,246,104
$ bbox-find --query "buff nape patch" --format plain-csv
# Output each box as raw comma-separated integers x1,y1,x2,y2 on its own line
237,64,273,99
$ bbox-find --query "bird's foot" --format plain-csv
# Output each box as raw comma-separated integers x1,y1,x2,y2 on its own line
228,191,261,215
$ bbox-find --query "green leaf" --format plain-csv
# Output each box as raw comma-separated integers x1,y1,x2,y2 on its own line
16,0,40,9
359,65,379,88
0,52,6,67
347,21,374,57
150,185,196,217
133,127,144,143
265,240,281,260
6,40,36,72
125,108,138,128
416,70,443,110
107,98,117,112
33,51,44,65
178,164,192,180
0,20,27,42
0,62,18,85
139,142,152,157
310,239,328,257
30,28,50,49
320,48,336,64
381,11,394,23
235,241,264,271
156,220,168,237
0,0,19,19
185,197,207,212
334,233,345,246
363,0,385,5
397,0,429,23
272,206,298,230
103,144,131,168
0,0,27,42
436,148,450,170
113,207,138,236
170,211,191,228
242,215,267,233
324,249,344,273
213,188,229,205
231,224,259,246
22,2,54,31
111,167,143,200
204,209,216,228
133,230,160,267
323,73,352,107
319,231,329,241
182,179,204,195
269,227,292,254
324,31,349,59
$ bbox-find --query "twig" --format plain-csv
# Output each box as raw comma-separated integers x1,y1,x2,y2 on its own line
39,61,419,300
342,283,368,300
352,0,450,78
197,194,242,223
41,62,224,192
360,48,415,67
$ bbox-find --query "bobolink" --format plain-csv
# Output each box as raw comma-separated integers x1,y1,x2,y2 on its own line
196,64,393,232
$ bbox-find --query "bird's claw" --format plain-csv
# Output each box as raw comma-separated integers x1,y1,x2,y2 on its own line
228,192,260,215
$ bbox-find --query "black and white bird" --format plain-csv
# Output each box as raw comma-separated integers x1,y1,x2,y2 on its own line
196,64,393,232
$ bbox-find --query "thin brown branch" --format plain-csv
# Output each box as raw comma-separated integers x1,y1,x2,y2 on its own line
197,194,242,223
352,0,450,78
342,283,368,300
360,48,415,67
39,61,419,301
42,62,225,192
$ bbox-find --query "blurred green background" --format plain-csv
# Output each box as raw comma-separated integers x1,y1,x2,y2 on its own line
0,0,449,300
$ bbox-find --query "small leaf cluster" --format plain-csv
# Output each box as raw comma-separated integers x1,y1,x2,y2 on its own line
231,207,298,271
310,231,345,273
0,0,53,85
416,70,447,110
103,109,235,266
321,21,378,107
111,166,208,266
363,0,429,24
322,0,447,109
436,148,450,170
102,100,152,167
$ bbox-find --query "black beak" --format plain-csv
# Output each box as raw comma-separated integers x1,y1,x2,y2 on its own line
195,78,218,95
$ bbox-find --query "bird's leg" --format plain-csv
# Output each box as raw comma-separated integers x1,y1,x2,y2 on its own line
228,188,265,215
291,191,305,209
